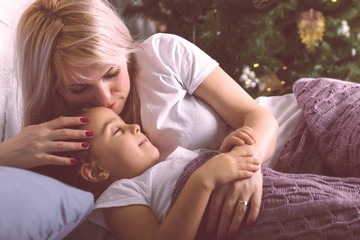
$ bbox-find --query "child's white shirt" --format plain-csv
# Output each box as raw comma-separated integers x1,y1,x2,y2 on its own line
88,146,199,230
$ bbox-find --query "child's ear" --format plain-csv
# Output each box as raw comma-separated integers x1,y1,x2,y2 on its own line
80,162,110,183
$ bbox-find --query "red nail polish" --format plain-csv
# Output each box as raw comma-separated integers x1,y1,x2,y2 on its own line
70,159,77,164
81,142,90,148
85,131,94,137
80,117,89,123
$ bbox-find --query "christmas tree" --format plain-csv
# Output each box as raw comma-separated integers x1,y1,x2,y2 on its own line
124,0,360,96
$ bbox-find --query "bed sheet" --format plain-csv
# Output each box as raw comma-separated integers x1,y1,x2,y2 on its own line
256,93,303,168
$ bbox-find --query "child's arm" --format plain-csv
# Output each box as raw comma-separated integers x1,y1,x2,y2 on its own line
103,151,260,240
220,126,257,153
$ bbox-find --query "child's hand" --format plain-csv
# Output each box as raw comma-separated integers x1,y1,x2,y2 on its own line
220,126,256,153
194,150,261,190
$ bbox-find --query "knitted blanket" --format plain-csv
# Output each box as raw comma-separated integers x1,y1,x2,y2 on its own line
170,79,360,238
170,150,218,209
274,78,360,176
171,151,360,239
240,167,360,239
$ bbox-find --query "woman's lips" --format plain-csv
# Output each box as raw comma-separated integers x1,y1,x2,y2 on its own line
108,101,116,109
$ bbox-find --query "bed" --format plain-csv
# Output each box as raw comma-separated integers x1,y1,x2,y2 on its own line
1,1,360,240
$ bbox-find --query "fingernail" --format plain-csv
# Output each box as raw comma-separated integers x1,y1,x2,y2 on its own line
81,142,90,148
248,221,254,227
85,131,94,137
70,158,77,164
80,117,89,123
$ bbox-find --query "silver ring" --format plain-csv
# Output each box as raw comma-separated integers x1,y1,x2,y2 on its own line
238,200,248,206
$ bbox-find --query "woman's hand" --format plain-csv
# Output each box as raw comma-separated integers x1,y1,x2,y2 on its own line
208,171,263,240
206,145,263,240
220,126,256,153
0,116,93,169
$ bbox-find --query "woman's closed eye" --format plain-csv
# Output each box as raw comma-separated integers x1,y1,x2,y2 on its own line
69,84,89,94
104,69,120,80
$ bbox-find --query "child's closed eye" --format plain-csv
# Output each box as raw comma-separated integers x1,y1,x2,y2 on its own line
113,128,123,135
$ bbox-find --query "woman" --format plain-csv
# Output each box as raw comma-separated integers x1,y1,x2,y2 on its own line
0,0,279,238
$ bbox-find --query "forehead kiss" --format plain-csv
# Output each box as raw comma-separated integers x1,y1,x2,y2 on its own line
59,63,131,116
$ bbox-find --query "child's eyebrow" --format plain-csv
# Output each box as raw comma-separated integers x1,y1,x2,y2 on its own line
101,118,118,135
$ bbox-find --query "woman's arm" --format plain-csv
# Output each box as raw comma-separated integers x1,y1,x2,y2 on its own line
104,151,260,240
193,66,279,239
193,66,279,162
0,116,92,169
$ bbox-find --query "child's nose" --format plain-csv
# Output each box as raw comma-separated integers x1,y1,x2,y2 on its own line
130,124,140,134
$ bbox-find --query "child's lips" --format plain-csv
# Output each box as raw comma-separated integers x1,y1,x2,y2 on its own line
139,138,148,146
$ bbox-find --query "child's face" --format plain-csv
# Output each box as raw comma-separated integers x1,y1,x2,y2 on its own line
84,107,160,180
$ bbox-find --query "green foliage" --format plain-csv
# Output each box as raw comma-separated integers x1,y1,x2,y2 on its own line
125,0,360,95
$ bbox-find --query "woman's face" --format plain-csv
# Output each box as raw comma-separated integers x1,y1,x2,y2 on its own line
58,63,130,115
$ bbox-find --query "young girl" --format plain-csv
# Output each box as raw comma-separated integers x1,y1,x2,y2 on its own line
48,106,360,240
53,106,261,240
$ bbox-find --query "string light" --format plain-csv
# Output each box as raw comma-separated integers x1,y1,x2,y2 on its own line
266,88,272,92
281,81,286,85
331,0,337,2
282,66,287,70
213,9,217,13
253,63,260,68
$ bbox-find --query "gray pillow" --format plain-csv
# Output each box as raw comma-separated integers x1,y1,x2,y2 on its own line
0,166,94,240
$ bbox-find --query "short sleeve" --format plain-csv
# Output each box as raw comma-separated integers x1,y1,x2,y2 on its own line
138,33,218,94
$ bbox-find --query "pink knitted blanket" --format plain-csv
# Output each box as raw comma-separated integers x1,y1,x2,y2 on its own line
240,167,360,239
171,151,360,239
274,78,360,176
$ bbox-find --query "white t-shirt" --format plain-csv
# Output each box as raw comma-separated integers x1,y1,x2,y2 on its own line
135,33,230,161
134,33,302,165
88,147,199,230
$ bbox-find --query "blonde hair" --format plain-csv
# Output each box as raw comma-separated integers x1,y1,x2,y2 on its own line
16,0,137,126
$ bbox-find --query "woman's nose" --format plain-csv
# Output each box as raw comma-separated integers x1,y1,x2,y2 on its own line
95,82,112,106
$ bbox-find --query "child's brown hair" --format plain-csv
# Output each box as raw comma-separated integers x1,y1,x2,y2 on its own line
31,109,111,198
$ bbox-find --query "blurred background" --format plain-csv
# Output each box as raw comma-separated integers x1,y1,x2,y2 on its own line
110,0,360,97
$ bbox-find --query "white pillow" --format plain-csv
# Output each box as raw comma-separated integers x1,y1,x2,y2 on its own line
0,0,34,140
